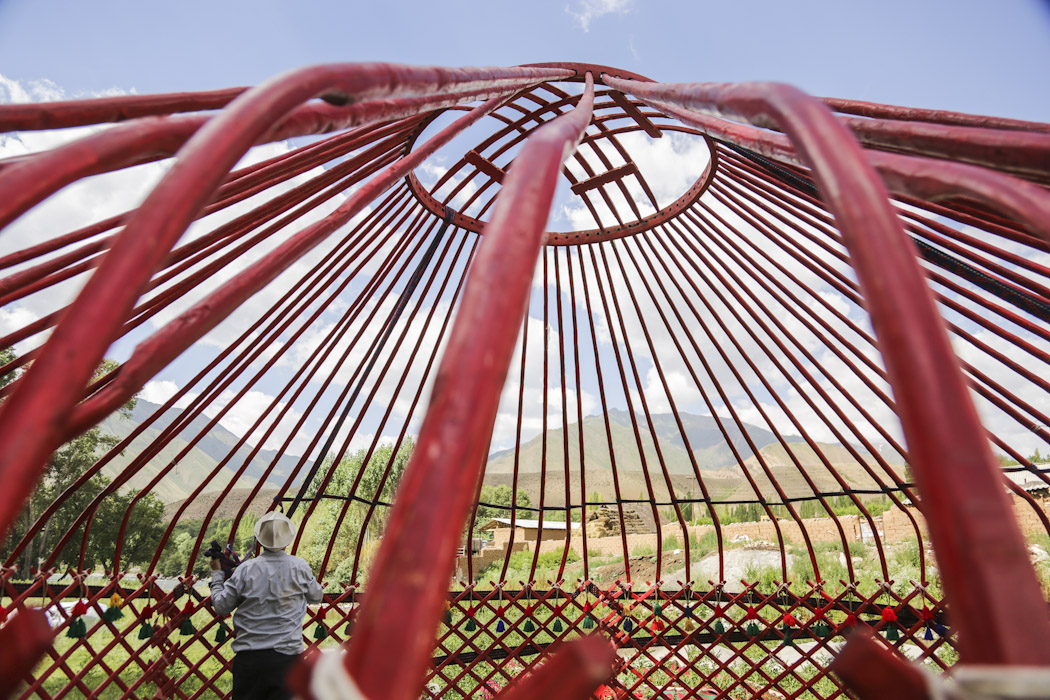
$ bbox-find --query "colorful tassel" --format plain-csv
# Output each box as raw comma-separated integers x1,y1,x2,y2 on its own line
582,615,596,630
843,612,859,632
712,619,725,635
921,606,935,640
682,617,696,632
552,619,563,633
102,593,124,622
495,619,506,633
465,618,477,632
881,605,899,641
623,617,634,633
781,626,794,646
180,602,196,636
523,618,536,633
745,621,760,637
66,616,87,639
72,600,88,617
137,620,154,640
313,622,328,640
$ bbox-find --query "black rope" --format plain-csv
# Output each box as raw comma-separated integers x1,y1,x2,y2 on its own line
719,140,1050,322
283,208,456,517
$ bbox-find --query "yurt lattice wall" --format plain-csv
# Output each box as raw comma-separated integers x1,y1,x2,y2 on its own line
0,62,1048,700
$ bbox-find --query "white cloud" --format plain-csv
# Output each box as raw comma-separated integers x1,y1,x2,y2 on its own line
566,0,634,32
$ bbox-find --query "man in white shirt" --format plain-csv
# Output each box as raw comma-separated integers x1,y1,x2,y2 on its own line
209,511,324,700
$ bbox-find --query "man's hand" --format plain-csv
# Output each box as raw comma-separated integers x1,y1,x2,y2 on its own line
209,558,222,572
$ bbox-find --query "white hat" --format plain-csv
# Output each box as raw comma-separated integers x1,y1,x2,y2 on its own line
255,511,296,550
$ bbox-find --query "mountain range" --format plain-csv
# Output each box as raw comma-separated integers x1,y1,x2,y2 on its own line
482,408,905,505
98,399,299,503
97,401,905,509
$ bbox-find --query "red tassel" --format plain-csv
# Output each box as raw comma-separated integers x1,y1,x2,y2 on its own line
497,605,505,618
782,613,797,627
467,606,476,617
813,606,827,621
881,606,897,622
72,600,88,617
745,606,758,620
920,606,934,622
582,601,592,614
844,612,858,628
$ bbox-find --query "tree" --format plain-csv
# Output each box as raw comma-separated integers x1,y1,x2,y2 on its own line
301,440,414,578
0,353,160,574
473,484,531,533
0,346,16,389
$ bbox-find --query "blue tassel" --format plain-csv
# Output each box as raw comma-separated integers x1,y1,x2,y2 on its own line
496,619,505,633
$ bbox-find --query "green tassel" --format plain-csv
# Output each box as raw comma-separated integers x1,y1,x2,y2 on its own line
215,623,228,643
344,621,354,636
813,622,830,638
443,610,453,626
623,618,634,633
137,621,154,640
745,621,760,637
66,616,86,639
313,622,328,640
653,602,662,616
781,627,793,647
465,618,476,632
582,615,596,630
712,620,725,635
102,606,124,623
180,616,196,636
523,618,536,633
552,619,563,633
886,622,900,642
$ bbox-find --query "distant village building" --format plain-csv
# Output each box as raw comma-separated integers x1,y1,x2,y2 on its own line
480,518,581,549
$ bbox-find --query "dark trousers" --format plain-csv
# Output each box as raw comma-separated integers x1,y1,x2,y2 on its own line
232,649,300,700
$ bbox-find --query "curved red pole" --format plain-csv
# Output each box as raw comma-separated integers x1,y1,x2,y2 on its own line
606,75,1050,665
0,86,246,132
0,63,569,543
63,93,510,437
341,73,595,700
626,95,1050,244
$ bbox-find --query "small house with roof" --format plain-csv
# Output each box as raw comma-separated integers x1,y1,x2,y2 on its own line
479,517,582,549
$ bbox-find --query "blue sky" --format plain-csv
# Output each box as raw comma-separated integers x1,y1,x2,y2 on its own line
1,0,1049,121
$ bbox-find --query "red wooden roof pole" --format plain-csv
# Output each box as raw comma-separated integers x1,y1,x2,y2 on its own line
339,73,598,700
0,63,570,544
605,76,1050,666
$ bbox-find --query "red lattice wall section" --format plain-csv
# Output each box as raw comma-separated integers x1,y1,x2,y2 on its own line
0,63,1048,700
